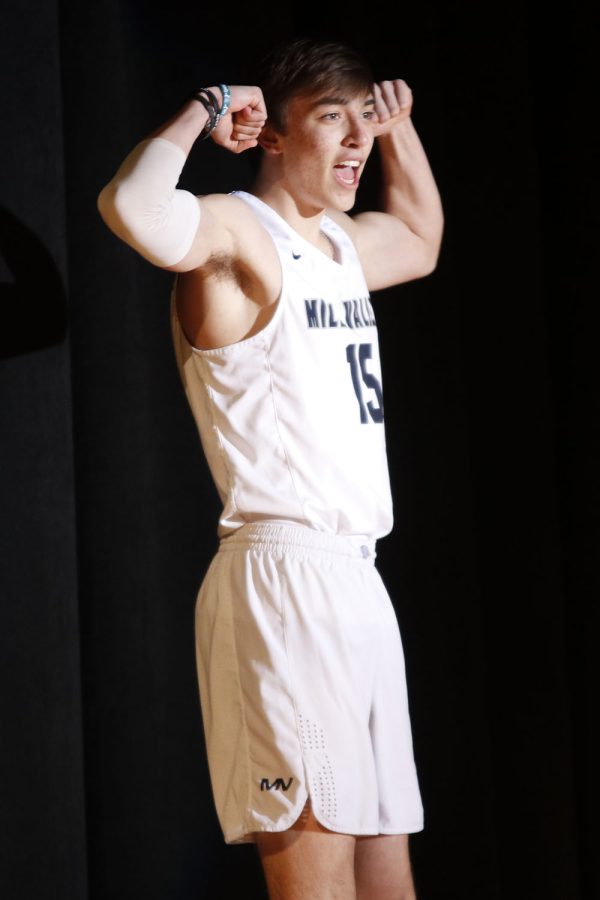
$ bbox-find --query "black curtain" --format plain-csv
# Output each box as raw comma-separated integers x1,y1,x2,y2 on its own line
1,2,596,897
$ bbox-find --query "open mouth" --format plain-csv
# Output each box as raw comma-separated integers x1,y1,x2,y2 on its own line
333,160,361,188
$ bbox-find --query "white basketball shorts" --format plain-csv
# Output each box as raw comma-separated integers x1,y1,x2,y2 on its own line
193,522,425,844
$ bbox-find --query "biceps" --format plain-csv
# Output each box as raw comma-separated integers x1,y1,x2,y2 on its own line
354,212,435,291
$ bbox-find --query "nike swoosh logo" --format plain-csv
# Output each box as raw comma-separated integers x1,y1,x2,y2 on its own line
292,252,301,260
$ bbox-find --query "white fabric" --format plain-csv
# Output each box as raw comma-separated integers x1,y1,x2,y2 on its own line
97,137,200,267
194,522,424,844
169,189,394,540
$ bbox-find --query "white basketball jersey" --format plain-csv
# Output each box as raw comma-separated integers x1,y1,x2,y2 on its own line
169,190,394,539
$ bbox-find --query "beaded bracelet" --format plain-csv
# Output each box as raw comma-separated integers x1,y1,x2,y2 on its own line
191,85,231,140
193,89,219,139
218,84,231,118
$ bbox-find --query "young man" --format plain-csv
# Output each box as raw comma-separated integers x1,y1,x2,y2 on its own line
98,38,444,900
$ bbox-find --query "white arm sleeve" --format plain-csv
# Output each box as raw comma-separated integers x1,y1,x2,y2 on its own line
97,137,201,267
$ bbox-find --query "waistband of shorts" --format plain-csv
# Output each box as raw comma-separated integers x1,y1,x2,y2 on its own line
218,522,377,562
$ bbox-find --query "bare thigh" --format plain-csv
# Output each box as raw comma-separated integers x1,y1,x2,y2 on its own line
254,800,357,900
354,833,417,900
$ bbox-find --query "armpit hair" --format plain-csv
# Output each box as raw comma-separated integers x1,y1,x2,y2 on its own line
200,251,251,292
201,252,237,281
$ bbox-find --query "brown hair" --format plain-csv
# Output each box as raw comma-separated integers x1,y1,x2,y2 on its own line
257,37,374,134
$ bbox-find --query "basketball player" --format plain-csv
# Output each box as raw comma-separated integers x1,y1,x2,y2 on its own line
97,38,444,900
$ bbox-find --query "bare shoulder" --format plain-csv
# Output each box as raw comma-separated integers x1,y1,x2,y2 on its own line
200,192,278,263
164,190,278,276
326,205,437,291
324,207,360,243
199,191,258,223
193,191,262,246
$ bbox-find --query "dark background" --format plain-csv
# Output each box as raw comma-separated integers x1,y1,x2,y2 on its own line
1,1,597,897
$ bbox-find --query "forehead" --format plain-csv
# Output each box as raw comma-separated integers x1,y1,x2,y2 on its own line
290,87,375,113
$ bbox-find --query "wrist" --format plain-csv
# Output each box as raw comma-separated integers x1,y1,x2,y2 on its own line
180,98,211,130
207,85,223,106
376,115,414,144
189,85,231,140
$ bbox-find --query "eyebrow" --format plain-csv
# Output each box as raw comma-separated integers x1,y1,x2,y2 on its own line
311,95,375,108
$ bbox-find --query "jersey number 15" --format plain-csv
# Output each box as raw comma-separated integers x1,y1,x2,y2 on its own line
345,343,384,424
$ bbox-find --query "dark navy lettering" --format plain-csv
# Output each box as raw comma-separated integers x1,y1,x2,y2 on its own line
359,343,384,422
343,301,354,329
305,299,319,328
346,342,384,424
305,297,374,329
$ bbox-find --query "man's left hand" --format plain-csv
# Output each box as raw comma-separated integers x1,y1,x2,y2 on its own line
371,79,413,136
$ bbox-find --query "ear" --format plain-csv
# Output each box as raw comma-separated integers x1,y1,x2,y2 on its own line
257,124,284,154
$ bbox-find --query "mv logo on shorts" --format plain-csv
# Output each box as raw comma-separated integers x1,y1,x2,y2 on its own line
260,776,294,792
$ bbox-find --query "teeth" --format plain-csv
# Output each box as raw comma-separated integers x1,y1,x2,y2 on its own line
337,160,360,167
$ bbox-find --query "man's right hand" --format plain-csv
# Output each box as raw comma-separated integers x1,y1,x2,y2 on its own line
209,85,267,154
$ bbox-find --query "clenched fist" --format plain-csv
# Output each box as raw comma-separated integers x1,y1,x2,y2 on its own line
371,79,413,136
209,85,267,154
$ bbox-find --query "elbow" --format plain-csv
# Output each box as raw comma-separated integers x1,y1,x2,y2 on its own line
425,247,441,275
96,180,152,262
419,243,441,277
96,180,154,257
97,180,133,235
96,183,112,226
96,180,126,237
424,222,444,275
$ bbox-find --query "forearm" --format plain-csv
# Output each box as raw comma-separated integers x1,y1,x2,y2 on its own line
96,96,213,267
377,117,444,255
146,95,213,155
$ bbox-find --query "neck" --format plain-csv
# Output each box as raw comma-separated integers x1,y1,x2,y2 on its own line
251,163,326,245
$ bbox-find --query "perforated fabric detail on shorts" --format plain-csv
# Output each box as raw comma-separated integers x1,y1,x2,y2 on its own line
192,522,425,843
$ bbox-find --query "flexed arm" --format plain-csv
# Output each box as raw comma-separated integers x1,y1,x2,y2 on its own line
96,86,266,269
349,79,445,291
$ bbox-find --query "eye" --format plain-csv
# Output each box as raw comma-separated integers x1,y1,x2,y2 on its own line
362,110,376,120
321,112,340,120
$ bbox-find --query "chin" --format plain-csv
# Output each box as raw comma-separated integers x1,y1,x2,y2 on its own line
333,193,357,213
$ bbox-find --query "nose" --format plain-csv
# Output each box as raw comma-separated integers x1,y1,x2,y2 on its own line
343,114,372,149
